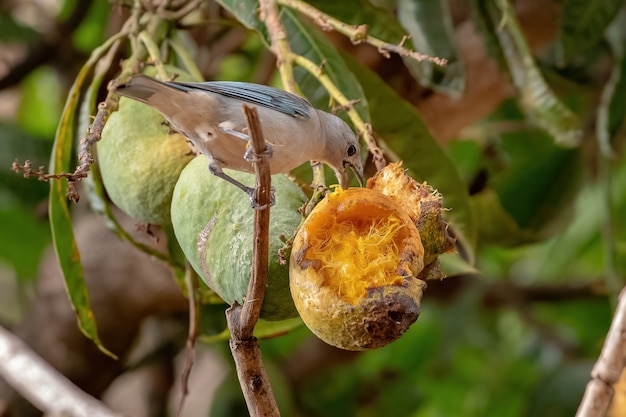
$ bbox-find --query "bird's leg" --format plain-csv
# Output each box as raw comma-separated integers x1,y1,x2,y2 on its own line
218,124,250,141
207,161,275,209
207,160,253,196
218,124,273,163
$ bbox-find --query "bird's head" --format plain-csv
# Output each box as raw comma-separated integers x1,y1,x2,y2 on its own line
318,112,364,189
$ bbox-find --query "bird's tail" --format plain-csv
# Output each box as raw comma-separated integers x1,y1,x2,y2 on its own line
113,74,180,103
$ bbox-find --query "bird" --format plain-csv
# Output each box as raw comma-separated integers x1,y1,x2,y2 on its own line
111,74,364,202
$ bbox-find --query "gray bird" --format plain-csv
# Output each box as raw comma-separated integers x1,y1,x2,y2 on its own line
111,75,364,199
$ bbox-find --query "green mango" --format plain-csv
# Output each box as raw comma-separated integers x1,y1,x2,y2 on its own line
171,155,306,320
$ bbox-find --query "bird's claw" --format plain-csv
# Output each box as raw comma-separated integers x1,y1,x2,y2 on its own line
247,186,276,210
243,144,273,163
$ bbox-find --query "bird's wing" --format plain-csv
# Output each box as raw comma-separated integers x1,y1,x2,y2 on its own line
166,81,312,120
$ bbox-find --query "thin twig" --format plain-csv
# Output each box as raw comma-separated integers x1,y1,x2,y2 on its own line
277,0,446,66
225,105,279,416
11,100,111,204
576,286,626,417
0,325,124,417
176,265,201,417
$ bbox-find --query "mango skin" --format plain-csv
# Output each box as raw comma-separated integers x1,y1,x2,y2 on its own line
291,267,425,350
171,155,307,320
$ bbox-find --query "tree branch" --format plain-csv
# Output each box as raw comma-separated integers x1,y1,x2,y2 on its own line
576,286,626,417
225,105,279,416
0,325,124,417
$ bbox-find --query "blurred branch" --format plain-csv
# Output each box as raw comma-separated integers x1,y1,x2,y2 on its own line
176,265,201,417
576,287,626,417
0,325,123,417
481,280,607,307
0,0,93,90
225,105,279,416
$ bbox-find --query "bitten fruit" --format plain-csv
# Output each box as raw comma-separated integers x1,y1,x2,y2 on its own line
290,186,426,350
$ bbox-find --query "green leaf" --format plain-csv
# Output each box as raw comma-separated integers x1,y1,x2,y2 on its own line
490,128,582,233
471,189,534,246
597,10,626,157
343,54,477,260
216,0,265,33
490,0,583,147
529,161,626,283
49,62,116,359
397,0,465,95
560,0,624,63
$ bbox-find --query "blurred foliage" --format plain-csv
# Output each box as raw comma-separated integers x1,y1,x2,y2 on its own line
1,0,625,415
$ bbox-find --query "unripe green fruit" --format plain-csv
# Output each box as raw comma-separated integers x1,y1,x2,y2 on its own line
98,68,195,224
171,155,307,320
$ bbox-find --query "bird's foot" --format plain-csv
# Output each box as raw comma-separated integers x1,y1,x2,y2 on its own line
245,186,276,210
243,144,273,163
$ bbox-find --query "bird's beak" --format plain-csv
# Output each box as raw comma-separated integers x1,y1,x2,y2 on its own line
343,161,364,188
336,168,349,190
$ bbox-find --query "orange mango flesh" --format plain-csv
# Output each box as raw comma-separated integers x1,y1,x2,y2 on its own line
300,188,421,306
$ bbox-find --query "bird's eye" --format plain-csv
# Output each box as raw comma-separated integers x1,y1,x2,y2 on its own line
347,144,357,157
